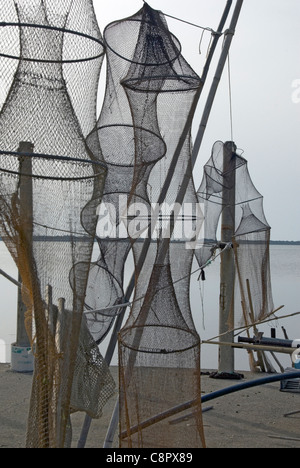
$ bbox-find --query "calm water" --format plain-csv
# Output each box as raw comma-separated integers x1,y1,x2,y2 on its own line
0,243,299,371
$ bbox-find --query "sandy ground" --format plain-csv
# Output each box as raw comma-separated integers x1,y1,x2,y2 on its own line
1,364,300,449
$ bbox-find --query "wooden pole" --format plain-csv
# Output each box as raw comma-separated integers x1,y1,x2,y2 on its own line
16,141,34,348
245,278,266,371
218,141,237,376
233,240,259,372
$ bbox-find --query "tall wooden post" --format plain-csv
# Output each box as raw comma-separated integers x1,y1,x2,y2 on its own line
16,141,34,348
217,141,238,376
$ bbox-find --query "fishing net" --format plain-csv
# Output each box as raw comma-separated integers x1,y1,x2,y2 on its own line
233,209,274,328
196,141,274,328
97,3,206,448
0,0,116,448
83,2,139,345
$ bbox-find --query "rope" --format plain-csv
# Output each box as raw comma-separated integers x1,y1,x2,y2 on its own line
163,12,215,34
80,240,231,318
198,279,206,330
87,241,232,317
142,1,220,36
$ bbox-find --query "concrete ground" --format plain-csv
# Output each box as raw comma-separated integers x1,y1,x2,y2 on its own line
1,364,300,448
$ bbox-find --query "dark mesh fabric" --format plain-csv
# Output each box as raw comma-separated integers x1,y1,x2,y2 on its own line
95,4,206,448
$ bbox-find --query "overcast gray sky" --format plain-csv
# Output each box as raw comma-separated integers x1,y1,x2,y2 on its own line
94,0,300,241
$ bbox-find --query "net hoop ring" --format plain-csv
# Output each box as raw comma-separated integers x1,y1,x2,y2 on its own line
120,325,201,354
122,75,203,94
104,17,182,67
0,149,107,181
90,124,167,167
0,21,105,64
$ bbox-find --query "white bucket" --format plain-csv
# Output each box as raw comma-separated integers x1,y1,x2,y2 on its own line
11,343,34,373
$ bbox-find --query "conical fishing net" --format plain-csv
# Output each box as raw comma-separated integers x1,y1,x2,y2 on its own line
0,0,115,448
196,141,274,328
83,2,139,346
99,3,206,448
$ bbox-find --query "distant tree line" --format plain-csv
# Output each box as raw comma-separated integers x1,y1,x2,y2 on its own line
270,240,300,245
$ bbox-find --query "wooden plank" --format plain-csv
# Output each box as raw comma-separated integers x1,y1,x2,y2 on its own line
17,142,34,348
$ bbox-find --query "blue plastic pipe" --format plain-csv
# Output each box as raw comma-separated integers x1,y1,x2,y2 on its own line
201,372,300,404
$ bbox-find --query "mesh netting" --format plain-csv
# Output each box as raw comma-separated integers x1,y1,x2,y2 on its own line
196,141,274,327
119,242,204,448
234,214,274,328
94,3,205,448
0,0,116,448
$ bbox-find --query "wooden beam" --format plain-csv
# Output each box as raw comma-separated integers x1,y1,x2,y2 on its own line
16,141,34,348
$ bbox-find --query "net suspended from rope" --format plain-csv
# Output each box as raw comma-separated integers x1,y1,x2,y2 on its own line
0,0,115,448
97,3,206,448
196,141,274,327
